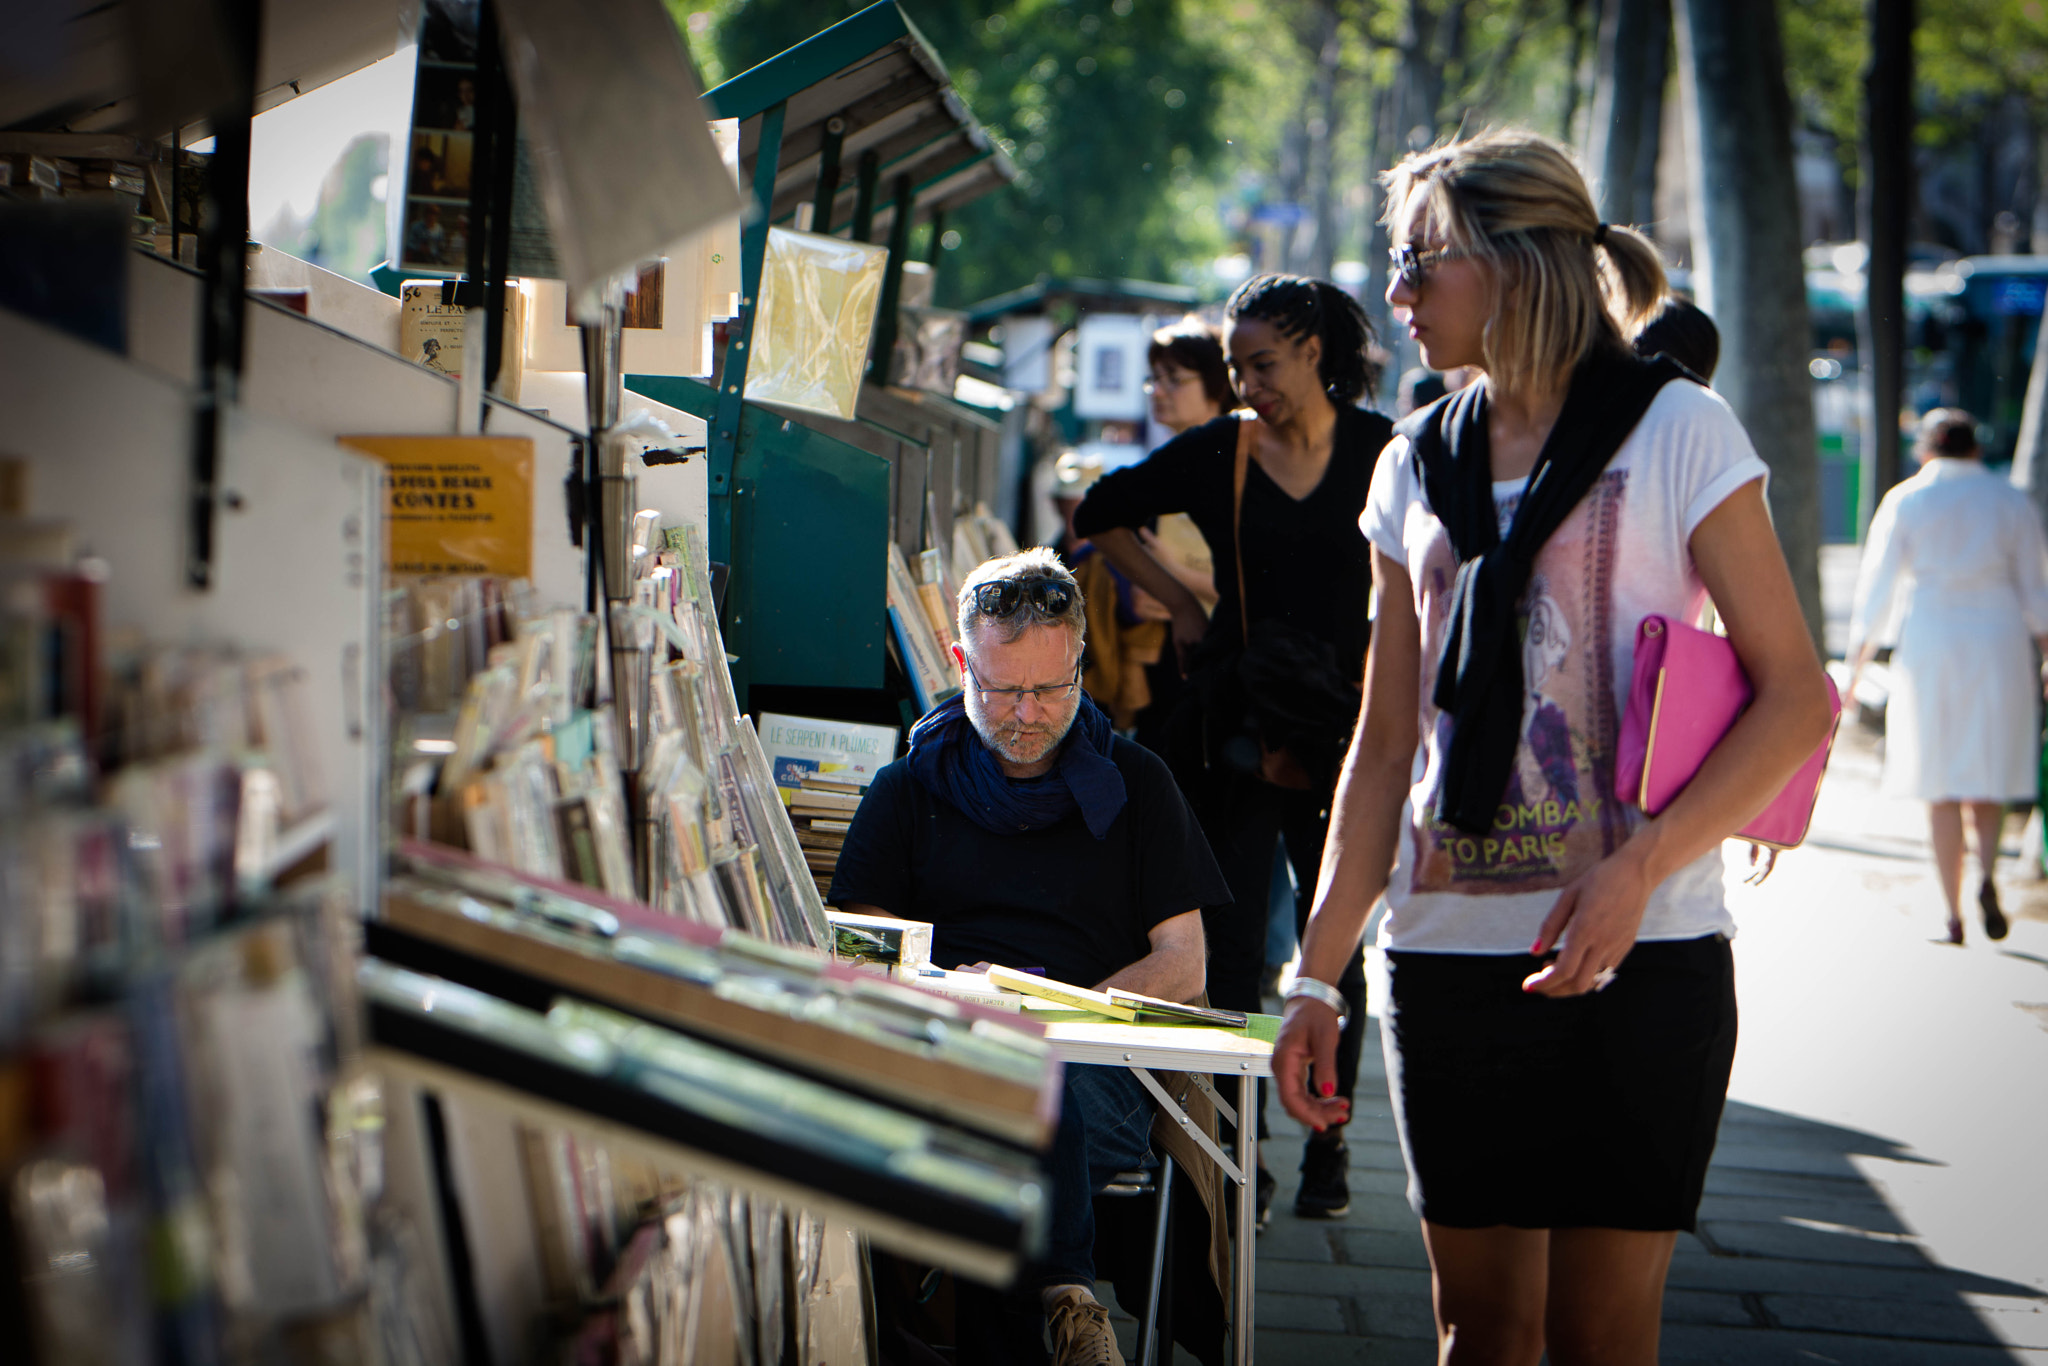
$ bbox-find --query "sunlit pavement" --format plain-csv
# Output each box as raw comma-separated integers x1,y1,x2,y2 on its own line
1107,718,2048,1363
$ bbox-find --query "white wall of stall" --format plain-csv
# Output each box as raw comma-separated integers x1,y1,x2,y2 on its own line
0,306,384,914
125,250,711,609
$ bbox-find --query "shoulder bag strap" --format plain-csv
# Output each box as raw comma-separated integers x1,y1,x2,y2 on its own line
1232,415,1254,643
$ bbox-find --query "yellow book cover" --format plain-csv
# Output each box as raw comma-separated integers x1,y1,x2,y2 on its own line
983,964,1138,1021
339,435,534,578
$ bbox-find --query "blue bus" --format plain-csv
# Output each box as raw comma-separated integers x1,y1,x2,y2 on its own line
1804,253,2048,541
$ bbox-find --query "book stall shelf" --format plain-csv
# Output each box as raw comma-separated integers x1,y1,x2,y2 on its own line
0,2,1067,1362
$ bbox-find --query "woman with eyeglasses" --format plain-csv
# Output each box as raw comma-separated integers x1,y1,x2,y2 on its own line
1129,319,1231,749
1274,129,1835,1365
1074,273,1393,1226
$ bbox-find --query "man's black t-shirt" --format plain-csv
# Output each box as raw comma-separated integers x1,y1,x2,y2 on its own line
828,736,1231,988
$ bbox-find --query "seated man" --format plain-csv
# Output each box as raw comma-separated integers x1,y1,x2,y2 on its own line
831,547,1228,1366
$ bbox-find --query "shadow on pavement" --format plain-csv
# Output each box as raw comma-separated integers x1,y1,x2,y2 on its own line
1662,1099,2047,1362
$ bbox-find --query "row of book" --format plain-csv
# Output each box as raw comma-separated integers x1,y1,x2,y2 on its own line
0,633,432,1362
883,502,1022,714
1,142,207,264
386,574,540,719
365,849,1063,1336
631,525,828,946
394,524,826,949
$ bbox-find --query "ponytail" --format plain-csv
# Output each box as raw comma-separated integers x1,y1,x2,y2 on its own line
1595,222,1667,340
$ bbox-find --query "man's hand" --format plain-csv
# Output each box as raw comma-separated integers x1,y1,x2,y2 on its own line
1521,844,1654,997
1273,996,1350,1133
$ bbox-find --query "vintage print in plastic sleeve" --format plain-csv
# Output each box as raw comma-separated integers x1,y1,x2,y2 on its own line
749,227,889,420
338,435,534,577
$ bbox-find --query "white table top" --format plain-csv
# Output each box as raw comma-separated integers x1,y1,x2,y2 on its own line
1036,1017,1275,1076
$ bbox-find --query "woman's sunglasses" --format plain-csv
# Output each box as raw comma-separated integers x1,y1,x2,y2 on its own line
1389,242,1478,291
972,575,1076,618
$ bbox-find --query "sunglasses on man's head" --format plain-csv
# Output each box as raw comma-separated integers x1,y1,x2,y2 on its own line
972,575,1076,619
1389,242,1478,291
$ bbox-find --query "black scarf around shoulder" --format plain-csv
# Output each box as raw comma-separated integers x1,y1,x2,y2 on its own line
1394,345,1687,835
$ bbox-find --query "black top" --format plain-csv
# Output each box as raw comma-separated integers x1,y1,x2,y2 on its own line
828,737,1230,988
1073,406,1396,679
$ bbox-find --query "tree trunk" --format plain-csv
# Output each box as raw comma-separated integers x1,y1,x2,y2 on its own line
1396,0,1445,147
1674,0,1826,647
1588,0,1670,227
2011,289,2048,528
1857,0,1913,536
1364,73,1397,397
1306,0,1343,282
1559,0,1590,145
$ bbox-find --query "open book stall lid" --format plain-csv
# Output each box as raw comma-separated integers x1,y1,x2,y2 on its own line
360,959,1047,1268
391,838,1046,1038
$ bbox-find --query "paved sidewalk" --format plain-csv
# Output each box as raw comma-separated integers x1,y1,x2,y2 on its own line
1108,711,2048,1364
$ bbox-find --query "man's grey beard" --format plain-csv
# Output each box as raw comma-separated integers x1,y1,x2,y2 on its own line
966,693,1080,768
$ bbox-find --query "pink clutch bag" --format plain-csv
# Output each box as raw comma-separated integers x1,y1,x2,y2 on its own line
1615,614,1841,851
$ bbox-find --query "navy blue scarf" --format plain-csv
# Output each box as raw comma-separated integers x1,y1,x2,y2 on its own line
906,692,1128,839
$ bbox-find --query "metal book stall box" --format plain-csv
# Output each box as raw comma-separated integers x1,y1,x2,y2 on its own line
623,1,1018,718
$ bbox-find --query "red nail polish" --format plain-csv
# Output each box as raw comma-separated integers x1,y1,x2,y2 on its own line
1529,939,1545,955
1319,1080,1335,1098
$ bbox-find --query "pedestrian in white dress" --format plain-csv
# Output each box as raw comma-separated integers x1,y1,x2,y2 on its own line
1848,409,2048,943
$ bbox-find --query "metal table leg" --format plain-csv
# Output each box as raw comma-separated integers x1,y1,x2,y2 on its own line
1235,1071,1255,1365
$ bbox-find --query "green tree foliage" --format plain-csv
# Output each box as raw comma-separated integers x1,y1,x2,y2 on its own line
1779,0,1865,161
257,133,391,284
679,0,1230,306
1915,0,2048,143
1780,0,2048,166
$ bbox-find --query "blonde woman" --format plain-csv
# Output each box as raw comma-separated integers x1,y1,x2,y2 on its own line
1274,130,1835,1365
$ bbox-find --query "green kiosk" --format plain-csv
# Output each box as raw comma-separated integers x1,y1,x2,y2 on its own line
628,3,1016,711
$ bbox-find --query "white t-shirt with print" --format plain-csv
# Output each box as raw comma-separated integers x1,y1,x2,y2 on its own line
1360,378,1769,954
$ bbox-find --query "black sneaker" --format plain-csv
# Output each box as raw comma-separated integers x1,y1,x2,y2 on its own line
1294,1135,1350,1219
1255,1164,1276,1231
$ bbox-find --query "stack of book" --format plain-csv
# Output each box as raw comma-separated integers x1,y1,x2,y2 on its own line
788,777,862,898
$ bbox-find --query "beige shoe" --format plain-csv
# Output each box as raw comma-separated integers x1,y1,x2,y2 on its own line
1044,1284,1124,1366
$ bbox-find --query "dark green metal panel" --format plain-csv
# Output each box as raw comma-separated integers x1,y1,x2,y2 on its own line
700,2,942,122
625,374,890,697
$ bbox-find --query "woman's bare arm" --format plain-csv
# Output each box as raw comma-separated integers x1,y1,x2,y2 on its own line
1089,526,1212,669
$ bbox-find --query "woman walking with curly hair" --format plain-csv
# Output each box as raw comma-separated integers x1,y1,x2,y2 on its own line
1275,129,1835,1364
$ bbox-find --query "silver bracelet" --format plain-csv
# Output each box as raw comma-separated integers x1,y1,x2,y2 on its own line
1284,977,1350,1031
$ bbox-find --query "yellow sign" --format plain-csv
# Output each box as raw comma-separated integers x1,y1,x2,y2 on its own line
339,435,534,577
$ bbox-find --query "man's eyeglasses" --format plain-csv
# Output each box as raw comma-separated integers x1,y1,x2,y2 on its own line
1389,242,1478,291
971,575,1076,619
965,659,1083,709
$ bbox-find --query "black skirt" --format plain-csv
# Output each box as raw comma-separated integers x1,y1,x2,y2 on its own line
1382,933,1737,1232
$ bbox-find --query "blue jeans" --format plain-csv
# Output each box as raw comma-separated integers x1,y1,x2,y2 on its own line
1040,1063,1155,1290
